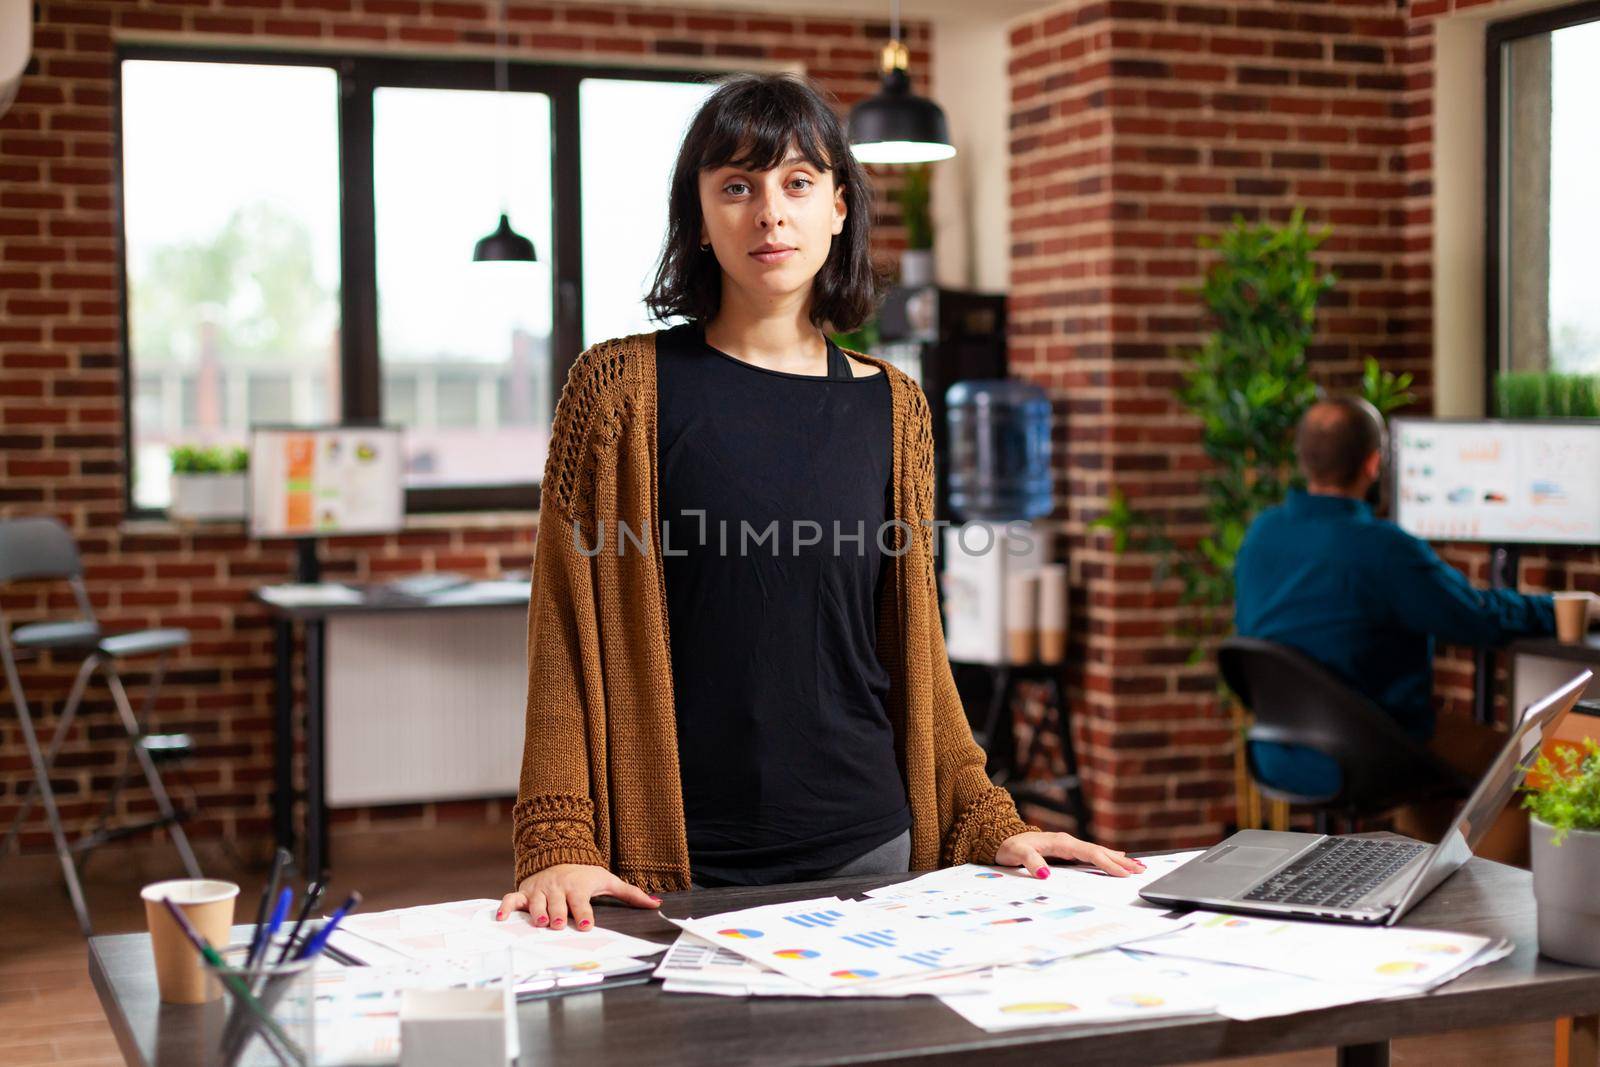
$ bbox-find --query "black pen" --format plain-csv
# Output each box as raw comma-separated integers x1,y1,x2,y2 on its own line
247,847,292,972
275,879,325,966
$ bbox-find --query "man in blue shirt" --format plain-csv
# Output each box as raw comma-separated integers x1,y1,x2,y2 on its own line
1234,398,1556,838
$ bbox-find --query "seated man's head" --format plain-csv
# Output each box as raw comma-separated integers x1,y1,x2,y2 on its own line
1296,397,1386,498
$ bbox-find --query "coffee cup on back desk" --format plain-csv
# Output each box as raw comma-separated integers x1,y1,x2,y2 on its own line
1006,572,1039,664
1036,564,1068,665
141,878,239,1004
1553,592,1595,645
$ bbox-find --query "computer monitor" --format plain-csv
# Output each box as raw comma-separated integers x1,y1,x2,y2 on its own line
248,425,405,541
1392,418,1600,545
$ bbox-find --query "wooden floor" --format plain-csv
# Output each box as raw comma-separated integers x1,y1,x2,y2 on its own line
0,826,1562,1066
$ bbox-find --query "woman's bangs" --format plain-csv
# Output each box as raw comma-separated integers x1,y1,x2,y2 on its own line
697,103,835,176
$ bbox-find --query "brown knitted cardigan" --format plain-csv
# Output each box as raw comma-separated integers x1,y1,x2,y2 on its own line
512,330,1037,894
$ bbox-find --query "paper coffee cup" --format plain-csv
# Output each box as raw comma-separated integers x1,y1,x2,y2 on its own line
1554,592,1593,645
1006,572,1039,664
142,878,239,1004
1036,565,1068,665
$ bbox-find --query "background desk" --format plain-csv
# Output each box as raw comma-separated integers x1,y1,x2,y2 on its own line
1510,635,1600,722
90,848,1600,1067
256,582,530,878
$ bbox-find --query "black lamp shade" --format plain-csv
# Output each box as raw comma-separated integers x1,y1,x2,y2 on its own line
848,68,956,165
473,213,537,262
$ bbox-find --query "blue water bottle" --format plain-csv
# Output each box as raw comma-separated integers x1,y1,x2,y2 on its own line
945,379,1054,521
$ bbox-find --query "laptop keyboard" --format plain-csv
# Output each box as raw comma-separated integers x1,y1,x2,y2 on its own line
1241,838,1428,911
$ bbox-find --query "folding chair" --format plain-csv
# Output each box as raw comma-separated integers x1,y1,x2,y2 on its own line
0,517,202,935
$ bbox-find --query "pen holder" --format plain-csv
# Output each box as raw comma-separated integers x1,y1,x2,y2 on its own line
205,941,317,1067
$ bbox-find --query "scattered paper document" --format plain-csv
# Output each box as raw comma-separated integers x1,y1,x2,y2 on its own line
421,580,529,605
936,952,1216,1032
859,886,1181,961
865,856,1207,911
655,929,995,998
257,582,364,607
1109,948,1407,1022
1044,851,1208,908
1133,910,1504,991
676,896,1027,992
655,930,817,997
339,898,666,972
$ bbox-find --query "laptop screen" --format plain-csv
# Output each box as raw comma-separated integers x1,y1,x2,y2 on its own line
1385,669,1592,923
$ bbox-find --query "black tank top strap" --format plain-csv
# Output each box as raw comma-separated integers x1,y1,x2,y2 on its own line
827,338,851,379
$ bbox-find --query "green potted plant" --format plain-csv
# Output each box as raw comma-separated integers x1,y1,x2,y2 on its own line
894,163,934,288
1522,737,1600,967
169,444,249,521
1494,371,1600,418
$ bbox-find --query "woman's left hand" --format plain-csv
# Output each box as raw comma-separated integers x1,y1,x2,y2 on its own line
995,831,1146,879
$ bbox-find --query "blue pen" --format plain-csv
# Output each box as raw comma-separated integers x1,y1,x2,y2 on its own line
260,886,293,964
296,891,363,962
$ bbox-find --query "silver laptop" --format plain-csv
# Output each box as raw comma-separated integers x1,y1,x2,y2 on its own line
1141,670,1591,926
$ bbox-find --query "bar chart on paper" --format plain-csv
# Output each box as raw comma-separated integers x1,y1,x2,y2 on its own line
785,909,848,929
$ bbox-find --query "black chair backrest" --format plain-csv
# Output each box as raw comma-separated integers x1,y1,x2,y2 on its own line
0,517,83,584
1218,636,1468,812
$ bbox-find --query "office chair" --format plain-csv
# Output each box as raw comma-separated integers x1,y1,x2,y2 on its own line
1218,636,1472,834
0,517,202,934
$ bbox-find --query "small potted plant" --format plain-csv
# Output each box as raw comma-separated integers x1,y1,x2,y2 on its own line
168,444,248,521
894,163,934,288
1522,737,1600,966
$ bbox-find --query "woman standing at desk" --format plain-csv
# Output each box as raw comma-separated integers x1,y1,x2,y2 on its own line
497,73,1142,933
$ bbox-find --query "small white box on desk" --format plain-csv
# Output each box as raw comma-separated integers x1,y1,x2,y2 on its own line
940,521,1049,665
399,986,517,1067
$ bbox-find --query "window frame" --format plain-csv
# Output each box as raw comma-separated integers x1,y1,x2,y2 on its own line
114,43,720,518
1483,0,1600,414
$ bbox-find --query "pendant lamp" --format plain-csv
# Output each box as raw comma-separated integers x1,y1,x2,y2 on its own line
848,0,956,165
473,0,536,262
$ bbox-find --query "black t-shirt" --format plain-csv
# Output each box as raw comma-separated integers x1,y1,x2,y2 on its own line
655,322,912,886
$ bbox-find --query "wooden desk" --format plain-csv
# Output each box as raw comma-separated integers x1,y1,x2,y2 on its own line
90,854,1600,1067
255,581,530,878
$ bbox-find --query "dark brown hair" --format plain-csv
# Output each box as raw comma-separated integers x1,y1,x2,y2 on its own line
644,72,885,333
1296,397,1386,489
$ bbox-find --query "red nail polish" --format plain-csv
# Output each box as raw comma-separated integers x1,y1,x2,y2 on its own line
1036,867,1049,879
579,919,591,929
495,910,503,920
537,915,548,924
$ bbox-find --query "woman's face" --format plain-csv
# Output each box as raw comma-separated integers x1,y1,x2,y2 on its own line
697,148,847,308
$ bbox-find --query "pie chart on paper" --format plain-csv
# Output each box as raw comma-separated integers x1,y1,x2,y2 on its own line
773,949,820,960
830,969,879,980
718,928,763,940
999,1001,1078,1015
1110,993,1166,1008
1376,961,1426,976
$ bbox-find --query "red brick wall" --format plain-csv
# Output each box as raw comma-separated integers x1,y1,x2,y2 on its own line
1005,0,1565,849
0,2,927,860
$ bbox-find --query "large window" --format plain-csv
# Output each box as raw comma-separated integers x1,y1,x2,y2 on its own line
373,87,555,489
118,49,714,516
1489,4,1600,408
121,61,341,511
579,79,718,346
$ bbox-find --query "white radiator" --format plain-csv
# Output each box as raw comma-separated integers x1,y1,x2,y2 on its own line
324,607,527,807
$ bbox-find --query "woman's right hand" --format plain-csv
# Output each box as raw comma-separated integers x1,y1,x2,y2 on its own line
495,864,660,931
